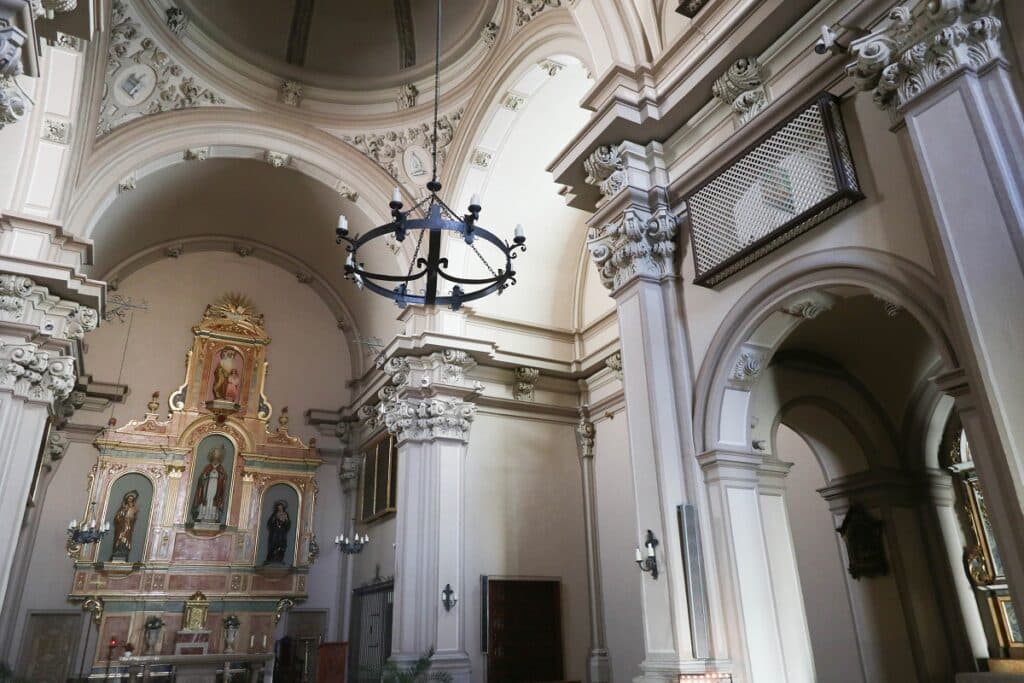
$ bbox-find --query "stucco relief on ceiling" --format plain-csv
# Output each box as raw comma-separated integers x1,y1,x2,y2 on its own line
97,0,226,136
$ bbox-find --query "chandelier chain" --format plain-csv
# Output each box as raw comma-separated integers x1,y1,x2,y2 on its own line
407,226,426,279
431,0,442,184
470,241,498,279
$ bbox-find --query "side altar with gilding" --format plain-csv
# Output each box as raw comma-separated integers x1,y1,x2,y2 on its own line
67,295,321,671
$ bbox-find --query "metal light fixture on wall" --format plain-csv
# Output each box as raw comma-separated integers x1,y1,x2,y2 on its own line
441,583,458,612
635,529,659,579
67,501,110,557
335,531,369,555
334,0,527,311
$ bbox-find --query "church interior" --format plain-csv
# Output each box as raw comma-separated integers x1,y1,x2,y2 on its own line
2,0,1024,682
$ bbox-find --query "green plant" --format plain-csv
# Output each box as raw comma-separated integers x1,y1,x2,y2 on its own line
144,615,164,631
223,614,241,629
379,648,452,683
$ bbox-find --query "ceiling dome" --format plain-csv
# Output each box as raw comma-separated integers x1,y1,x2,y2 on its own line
180,0,498,90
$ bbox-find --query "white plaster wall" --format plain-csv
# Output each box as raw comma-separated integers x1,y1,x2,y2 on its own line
466,63,593,331
464,411,590,681
592,410,645,683
775,424,864,683
10,440,95,665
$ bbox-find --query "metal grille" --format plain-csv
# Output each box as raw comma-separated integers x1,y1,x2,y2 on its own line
686,93,862,286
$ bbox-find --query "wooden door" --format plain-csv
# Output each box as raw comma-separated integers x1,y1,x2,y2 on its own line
485,579,564,683
348,581,393,682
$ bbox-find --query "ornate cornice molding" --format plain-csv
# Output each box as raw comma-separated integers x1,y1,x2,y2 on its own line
712,56,769,125
845,1,1004,119
0,74,25,128
727,343,767,389
376,350,480,444
0,273,98,340
98,0,226,137
583,145,626,199
0,342,75,403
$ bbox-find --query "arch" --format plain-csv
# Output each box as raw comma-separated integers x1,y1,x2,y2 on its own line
67,108,402,241
102,235,361,374
179,416,255,454
774,397,877,482
694,247,957,454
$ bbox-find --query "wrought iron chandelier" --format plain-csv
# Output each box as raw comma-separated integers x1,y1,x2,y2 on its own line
334,0,526,310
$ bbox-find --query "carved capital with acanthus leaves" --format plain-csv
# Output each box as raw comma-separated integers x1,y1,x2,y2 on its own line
576,417,595,460
587,206,677,291
0,341,76,403
373,349,481,444
845,1,1004,119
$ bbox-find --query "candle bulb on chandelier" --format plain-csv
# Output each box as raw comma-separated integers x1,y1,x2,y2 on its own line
391,187,402,204
470,193,481,209
514,224,525,240
647,543,655,558
635,547,642,562
336,214,348,235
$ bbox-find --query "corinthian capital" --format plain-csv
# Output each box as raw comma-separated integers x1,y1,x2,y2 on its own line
587,206,677,291
845,1,1004,118
0,342,76,403
380,396,477,444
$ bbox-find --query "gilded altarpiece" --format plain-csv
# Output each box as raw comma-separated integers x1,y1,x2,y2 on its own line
67,296,321,667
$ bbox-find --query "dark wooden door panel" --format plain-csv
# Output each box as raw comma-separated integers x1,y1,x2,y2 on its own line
486,579,564,683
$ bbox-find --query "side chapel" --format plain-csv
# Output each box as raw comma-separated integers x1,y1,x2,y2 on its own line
67,295,319,673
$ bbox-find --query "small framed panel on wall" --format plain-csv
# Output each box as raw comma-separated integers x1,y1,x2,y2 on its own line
358,434,397,523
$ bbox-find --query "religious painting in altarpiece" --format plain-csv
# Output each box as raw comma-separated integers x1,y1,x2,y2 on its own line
67,294,321,668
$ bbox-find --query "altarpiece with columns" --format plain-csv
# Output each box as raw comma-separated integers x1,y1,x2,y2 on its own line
66,294,320,667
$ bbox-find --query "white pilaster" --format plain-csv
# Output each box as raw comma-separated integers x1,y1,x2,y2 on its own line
846,1,1024,613
584,141,725,681
576,416,611,683
378,351,477,683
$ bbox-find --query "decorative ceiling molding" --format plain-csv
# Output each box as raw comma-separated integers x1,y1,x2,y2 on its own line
712,56,769,126
98,0,226,137
342,108,465,184
515,0,562,29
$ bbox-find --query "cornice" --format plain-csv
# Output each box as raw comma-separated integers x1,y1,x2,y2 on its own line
548,0,850,210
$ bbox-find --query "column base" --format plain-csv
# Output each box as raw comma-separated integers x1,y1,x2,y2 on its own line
388,650,472,683
588,649,611,683
634,657,734,683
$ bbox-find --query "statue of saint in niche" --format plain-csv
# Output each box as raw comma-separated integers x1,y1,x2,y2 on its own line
110,490,140,562
192,445,228,524
211,348,241,402
264,500,291,565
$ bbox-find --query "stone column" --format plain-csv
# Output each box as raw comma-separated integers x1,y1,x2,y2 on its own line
575,416,610,683
584,141,723,680
698,450,814,683
377,351,477,683
845,1,1024,611
0,271,97,610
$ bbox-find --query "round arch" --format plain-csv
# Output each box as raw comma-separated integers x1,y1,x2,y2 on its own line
67,109,402,241
694,247,957,454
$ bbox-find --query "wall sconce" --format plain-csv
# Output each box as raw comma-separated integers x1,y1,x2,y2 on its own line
635,529,659,579
441,583,458,612
67,501,110,557
335,532,369,555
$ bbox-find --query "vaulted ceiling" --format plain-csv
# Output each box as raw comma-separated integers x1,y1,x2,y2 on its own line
178,0,498,89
